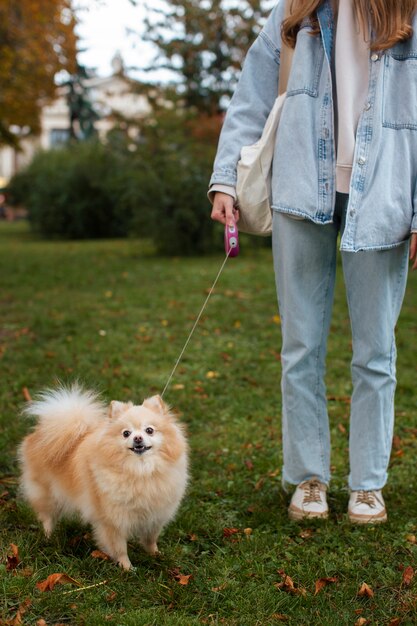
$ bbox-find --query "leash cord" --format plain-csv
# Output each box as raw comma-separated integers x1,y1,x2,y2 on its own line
161,249,232,399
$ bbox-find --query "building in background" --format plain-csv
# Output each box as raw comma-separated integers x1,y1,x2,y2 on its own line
0,53,150,184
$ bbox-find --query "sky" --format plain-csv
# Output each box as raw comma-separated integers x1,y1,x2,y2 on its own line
75,0,164,80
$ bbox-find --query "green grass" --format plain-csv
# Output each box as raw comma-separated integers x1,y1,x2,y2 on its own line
1,221,417,626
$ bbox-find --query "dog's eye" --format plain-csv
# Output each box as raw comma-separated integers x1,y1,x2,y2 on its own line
145,427,154,435
122,430,131,438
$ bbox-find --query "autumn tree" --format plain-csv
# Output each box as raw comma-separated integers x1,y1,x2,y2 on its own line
144,0,271,114
0,0,77,146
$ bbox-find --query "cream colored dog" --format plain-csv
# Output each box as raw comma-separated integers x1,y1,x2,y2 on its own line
19,386,188,570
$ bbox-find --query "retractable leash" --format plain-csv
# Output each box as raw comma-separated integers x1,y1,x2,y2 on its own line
160,223,239,399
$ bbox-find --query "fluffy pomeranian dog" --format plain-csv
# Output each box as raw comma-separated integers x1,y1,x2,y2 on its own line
18,385,188,570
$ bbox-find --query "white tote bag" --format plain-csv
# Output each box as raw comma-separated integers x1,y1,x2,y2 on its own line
235,92,286,236
235,0,293,236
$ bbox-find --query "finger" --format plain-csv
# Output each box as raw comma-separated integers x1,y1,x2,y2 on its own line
225,203,236,226
211,204,227,225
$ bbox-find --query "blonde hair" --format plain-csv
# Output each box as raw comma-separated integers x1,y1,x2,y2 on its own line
282,0,417,51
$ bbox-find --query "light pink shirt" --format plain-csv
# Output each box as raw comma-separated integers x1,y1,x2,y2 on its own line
335,0,370,193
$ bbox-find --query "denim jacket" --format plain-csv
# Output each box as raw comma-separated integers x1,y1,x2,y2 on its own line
209,0,417,251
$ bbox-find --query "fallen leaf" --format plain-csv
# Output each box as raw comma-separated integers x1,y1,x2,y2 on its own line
106,591,117,602
223,528,240,538
188,533,198,541
392,435,402,449
314,576,338,595
272,315,281,324
358,582,374,598
337,423,347,434
211,583,227,592
271,615,288,622
6,598,31,625
244,459,254,470
402,565,414,586
244,528,253,536
355,618,369,626
299,529,314,539
22,387,32,402
388,619,401,626
206,371,219,379
91,550,110,561
406,534,416,544
172,384,185,390
275,570,306,596
177,574,192,585
6,543,20,571
169,568,192,585
255,477,264,490
36,620,47,626
36,573,81,592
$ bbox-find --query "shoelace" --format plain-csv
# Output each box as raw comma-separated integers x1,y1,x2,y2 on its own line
302,480,322,504
356,490,376,508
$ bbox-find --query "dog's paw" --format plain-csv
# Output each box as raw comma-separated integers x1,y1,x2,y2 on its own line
117,556,132,571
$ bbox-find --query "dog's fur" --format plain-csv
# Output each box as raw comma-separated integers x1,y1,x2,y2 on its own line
18,385,188,570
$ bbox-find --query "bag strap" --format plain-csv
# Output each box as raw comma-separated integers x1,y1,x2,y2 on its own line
278,0,294,96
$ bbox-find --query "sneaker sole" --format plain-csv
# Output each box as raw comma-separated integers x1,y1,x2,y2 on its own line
348,510,387,524
288,505,329,521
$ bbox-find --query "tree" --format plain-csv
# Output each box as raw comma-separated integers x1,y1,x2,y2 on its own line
144,0,271,115
0,0,77,146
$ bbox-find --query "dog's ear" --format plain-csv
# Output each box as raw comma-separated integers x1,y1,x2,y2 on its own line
109,400,133,419
143,395,169,415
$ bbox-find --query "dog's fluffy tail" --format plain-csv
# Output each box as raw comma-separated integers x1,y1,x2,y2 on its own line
22,384,107,463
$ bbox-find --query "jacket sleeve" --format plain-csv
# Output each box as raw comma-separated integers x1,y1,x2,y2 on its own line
209,0,285,189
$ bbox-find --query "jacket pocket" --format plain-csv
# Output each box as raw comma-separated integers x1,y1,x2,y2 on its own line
383,53,417,130
286,28,324,98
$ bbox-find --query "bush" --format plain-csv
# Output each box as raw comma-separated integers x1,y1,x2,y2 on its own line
8,141,134,239
8,111,228,254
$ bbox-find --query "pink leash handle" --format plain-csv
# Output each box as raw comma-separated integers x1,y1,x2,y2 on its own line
224,223,239,257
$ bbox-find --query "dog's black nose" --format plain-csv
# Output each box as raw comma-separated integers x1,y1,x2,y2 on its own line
133,436,143,444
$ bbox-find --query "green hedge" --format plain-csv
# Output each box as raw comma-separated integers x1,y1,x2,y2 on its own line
8,112,225,255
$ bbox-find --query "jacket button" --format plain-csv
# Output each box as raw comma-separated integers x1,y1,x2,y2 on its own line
364,102,371,111
371,53,379,61
358,156,366,166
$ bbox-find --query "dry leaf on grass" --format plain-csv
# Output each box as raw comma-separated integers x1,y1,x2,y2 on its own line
169,568,192,586
271,614,288,622
358,582,374,598
4,598,31,626
355,618,369,626
211,583,228,592
314,576,338,595
6,543,20,571
275,570,307,596
91,549,110,561
22,387,32,402
402,565,414,586
223,527,240,538
36,573,81,592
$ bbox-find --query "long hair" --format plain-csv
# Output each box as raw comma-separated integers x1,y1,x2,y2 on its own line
282,0,417,51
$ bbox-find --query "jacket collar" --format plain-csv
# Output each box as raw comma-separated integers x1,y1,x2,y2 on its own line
317,0,335,64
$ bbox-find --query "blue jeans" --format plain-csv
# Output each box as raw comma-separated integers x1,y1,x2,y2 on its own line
272,194,409,490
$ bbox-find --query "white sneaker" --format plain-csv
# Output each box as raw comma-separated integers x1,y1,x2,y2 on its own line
348,490,387,524
288,477,328,520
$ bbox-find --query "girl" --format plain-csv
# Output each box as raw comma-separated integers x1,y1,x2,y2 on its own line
209,0,417,523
